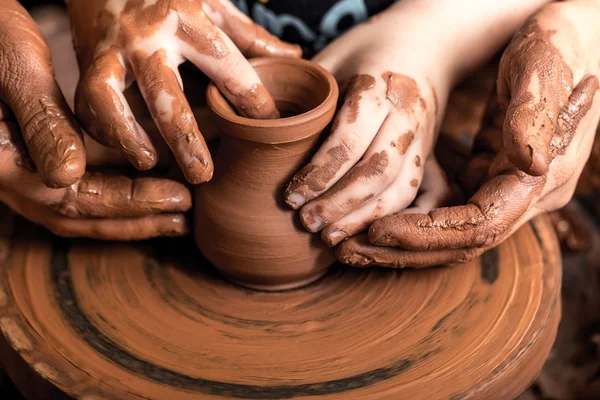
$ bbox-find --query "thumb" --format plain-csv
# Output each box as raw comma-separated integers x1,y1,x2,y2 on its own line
0,1,85,188
499,22,571,177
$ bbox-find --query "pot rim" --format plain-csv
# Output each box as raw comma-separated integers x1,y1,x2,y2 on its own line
206,57,339,144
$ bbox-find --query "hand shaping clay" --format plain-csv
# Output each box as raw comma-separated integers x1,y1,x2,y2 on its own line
195,58,339,290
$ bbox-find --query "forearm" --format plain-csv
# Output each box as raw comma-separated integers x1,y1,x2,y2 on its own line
380,0,553,83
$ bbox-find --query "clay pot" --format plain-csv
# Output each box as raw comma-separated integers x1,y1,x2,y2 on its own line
194,57,339,291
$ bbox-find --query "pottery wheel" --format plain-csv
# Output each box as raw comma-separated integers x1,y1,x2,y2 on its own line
0,205,561,400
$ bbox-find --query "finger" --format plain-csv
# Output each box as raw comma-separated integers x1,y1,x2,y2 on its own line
369,171,545,250
202,0,302,58
336,234,485,268
550,74,600,156
500,35,570,176
0,53,85,188
50,173,192,218
399,158,450,214
176,12,279,119
131,49,213,184
285,74,387,209
0,190,188,241
0,122,191,218
319,145,425,246
75,50,158,170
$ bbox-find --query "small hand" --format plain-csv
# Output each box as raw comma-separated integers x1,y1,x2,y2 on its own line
0,120,191,240
0,0,85,188
336,0,600,268
68,0,301,184
284,10,451,247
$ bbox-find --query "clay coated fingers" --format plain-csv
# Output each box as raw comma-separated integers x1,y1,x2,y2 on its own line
552,75,600,155
203,0,302,58
0,61,85,188
178,15,279,119
75,50,158,170
299,112,421,234
285,75,386,209
1,190,188,240
335,234,485,268
500,32,570,176
50,173,192,218
131,50,213,184
368,172,545,251
317,142,425,247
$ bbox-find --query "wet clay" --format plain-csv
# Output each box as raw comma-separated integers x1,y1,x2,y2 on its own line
0,0,85,188
67,0,297,184
415,155,422,167
344,74,376,123
195,58,339,290
382,72,423,111
396,131,415,155
285,144,350,197
500,19,576,175
0,206,562,399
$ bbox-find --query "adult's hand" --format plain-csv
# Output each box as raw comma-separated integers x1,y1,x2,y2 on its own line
67,0,301,184
337,0,600,268
0,0,85,188
0,120,191,240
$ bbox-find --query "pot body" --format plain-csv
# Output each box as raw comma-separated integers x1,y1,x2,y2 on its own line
194,58,338,290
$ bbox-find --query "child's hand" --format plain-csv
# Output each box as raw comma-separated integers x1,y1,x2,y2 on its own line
284,25,449,246
67,0,300,184
337,0,600,268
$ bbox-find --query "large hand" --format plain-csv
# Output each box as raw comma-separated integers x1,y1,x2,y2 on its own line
0,120,191,240
0,0,85,188
337,0,600,268
67,0,301,184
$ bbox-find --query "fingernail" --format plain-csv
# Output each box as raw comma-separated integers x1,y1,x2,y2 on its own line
187,159,213,184
327,230,348,246
301,212,323,232
286,192,306,209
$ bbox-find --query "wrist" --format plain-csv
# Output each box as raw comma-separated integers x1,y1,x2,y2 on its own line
382,0,552,84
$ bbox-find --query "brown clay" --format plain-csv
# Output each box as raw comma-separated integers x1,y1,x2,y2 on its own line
0,207,562,399
195,57,339,290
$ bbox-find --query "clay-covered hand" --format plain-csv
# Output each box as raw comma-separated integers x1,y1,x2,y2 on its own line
283,3,451,247
337,0,600,268
0,0,85,188
0,120,191,241
67,0,301,184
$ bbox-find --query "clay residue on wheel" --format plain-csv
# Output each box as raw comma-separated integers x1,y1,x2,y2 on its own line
316,151,389,202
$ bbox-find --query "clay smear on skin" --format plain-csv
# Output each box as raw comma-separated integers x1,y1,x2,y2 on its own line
344,74,376,124
502,19,575,171
316,151,389,203
550,74,599,155
415,155,421,167
394,131,414,155
410,179,418,188
381,72,423,111
286,145,351,199
302,152,388,228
